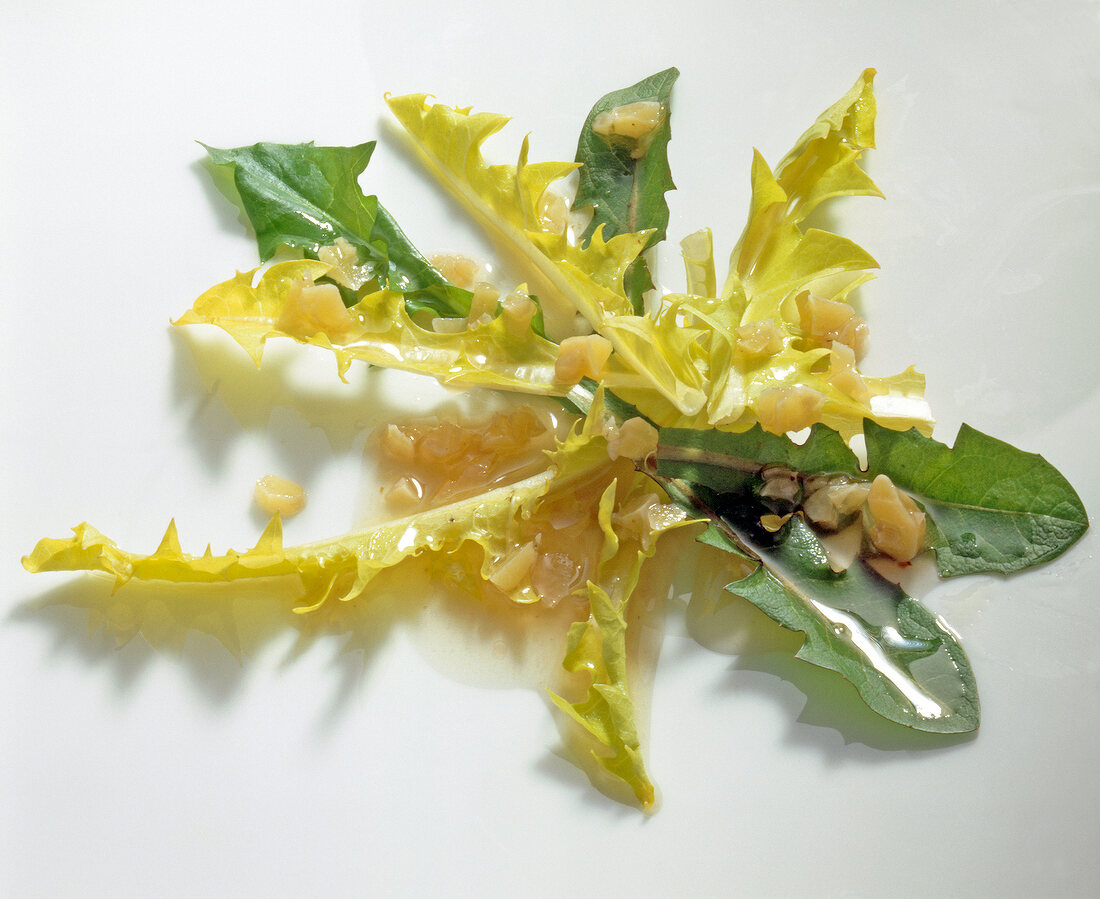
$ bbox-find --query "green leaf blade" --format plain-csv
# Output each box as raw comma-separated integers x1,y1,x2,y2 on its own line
706,515,980,733
864,421,1089,576
203,141,381,262
574,67,678,243
661,419,1089,579
660,423,863,487
574,67,679,314
655,422,985,733
203,141,471,317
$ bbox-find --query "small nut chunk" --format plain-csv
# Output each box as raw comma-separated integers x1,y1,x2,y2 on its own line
501,289,537,338
736,319,784,358
803,480,870,531
380,424,416,462
317,237,370,289
428,253,480,290
759,465,801,507
835,317,869,359
417,421,475,464
865,474,926,562
606,416,659,463
592,101,664,157
276,280,353,341
254,475,306,518
827,342,871,403
488,542,538,593
538,190,569,234
467,282,500,327
755,385,825,435
384,475,424,509
431,317,467,334
796,290,869,359
554,334,613,383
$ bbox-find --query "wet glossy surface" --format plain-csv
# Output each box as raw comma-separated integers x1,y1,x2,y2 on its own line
3,2,1098,896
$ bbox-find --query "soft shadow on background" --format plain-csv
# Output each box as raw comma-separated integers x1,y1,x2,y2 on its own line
12,505,973,818
13,229,975,813
678,573,975,759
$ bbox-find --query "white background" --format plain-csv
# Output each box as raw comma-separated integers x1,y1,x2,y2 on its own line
3,1,1098,896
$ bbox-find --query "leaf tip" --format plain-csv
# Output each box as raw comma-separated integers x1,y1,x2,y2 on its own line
154,519,183,558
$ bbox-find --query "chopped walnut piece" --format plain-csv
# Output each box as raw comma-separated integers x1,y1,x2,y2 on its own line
501,289,537,338
865,474,926,562
467,282,500,326
760,466,802,508
538,189,569,234
736,319,784,358
276,280,354,342
755,385,825,435
317,237,371,289
606,416,659,463
488,542,537,593
428,253,480,290
803,480,870,531
377,405,555,509
417,421,477,464
554,334,613,383
828,343,871,403
431,317,467,334
384,475,424,509
380,424,416,462
254,475,306,518
592,101,664,158
796,290,869,359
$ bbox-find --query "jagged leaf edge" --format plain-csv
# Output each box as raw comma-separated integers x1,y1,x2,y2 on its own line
692,514,980,734
174,260,564,395
864,420,1089,576
202,140,472,317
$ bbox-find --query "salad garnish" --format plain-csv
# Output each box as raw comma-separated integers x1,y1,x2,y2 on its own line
23,68,1088,810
